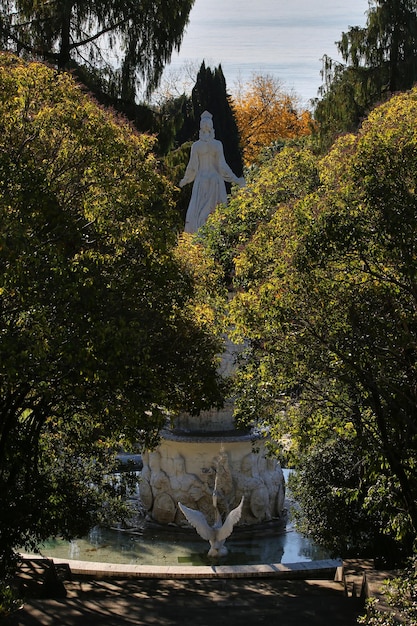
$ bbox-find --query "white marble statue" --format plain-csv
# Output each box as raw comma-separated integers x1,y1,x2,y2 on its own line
180,111,245,233
178,473,244,557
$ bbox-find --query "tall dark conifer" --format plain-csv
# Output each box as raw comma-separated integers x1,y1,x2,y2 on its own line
189,62,243,176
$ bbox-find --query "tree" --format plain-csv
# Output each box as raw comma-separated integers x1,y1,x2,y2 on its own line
315,0,417,150
0,0,195,100
338,0,417,95
199,143,318,287
313,58,368,153
233,74,313,165
0,53,224,578
188,62,243,177
200,87,417,557
288,437,385,558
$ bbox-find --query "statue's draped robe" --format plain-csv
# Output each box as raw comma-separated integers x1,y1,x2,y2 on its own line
182,138,241,233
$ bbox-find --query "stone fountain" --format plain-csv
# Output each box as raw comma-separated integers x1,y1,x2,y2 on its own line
139,112,287,548
140,336,287,532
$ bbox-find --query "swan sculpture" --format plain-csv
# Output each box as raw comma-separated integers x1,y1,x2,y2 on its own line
178,494,244,557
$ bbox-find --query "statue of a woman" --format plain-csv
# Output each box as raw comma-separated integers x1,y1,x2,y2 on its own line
180,111,245,233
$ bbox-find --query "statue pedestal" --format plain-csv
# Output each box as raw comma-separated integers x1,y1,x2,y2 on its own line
140,335,286,528
140,420,286,528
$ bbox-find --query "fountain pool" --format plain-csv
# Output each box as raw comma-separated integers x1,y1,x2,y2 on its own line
33,469,329,567
38,523,328,567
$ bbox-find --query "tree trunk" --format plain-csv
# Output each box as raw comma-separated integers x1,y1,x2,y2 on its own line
58,2,73,69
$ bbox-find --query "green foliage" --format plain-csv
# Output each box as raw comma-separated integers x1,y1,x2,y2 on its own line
314,60,368,152
0,53,224,577
0,0,195,100
200,142,318,287
162,141,193,222
0,581,21,618
288,437,383,557
358,600,397,626
154,94,192,155
338,0,417,94
198,86,417,558
315,1,417,150
358,557,417,625
174,233,229,335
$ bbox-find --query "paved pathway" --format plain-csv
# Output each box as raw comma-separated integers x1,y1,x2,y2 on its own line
10,576,362,625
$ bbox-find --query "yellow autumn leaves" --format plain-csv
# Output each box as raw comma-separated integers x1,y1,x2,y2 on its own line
232,74,314,165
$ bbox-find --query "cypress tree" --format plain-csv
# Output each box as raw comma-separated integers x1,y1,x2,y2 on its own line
188,62,244,176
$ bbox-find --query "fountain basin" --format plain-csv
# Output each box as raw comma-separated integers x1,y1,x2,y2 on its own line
30,555,342,581
31,470,331,574
36,520,329,568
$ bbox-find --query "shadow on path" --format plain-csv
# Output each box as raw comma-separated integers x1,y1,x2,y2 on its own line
10,577,362,626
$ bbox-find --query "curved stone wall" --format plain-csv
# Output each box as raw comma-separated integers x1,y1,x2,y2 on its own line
140,434,286,527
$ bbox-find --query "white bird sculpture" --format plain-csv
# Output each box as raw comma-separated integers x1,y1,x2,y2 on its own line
178,494,244,557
